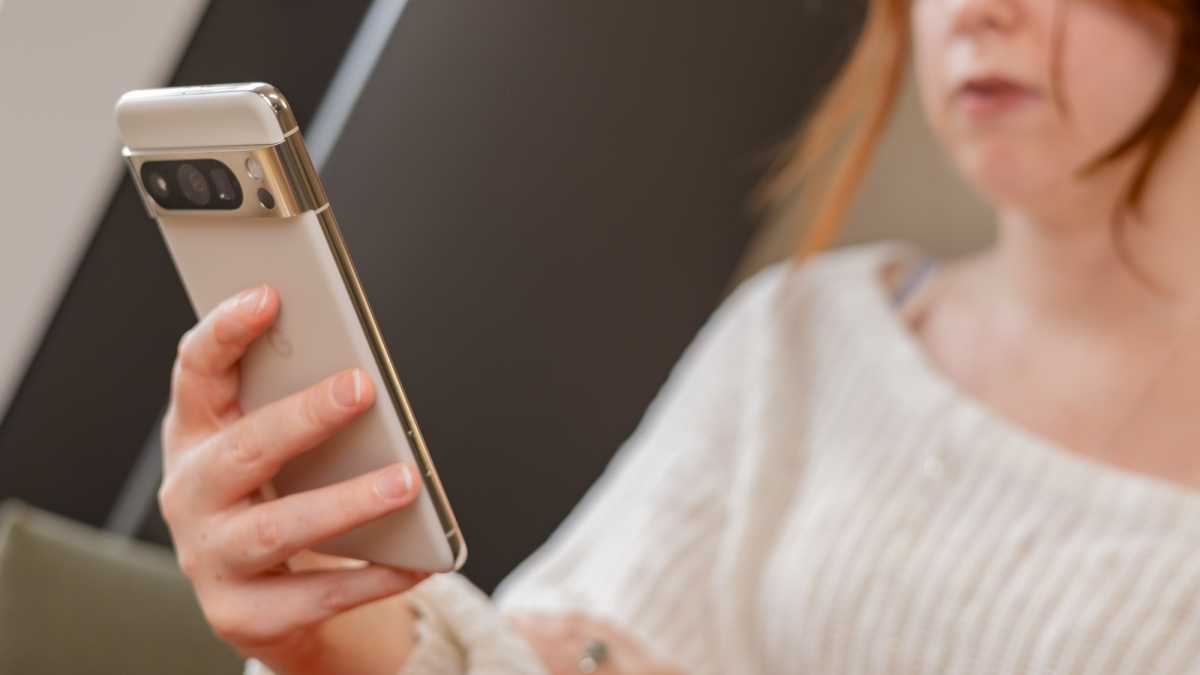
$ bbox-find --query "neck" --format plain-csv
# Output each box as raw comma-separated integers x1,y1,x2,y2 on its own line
984,100,1200,332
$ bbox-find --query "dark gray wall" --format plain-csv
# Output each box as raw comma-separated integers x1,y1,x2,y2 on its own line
0,1,862,594
320,0,861,591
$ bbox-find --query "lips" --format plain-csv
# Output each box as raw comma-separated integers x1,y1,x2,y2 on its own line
953,75,1039,116
959,76,1033,97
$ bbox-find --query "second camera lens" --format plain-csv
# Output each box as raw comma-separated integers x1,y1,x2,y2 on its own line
177,163,211,206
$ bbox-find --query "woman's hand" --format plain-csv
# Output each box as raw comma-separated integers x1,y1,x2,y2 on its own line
159,284,426,675
511,611,684,675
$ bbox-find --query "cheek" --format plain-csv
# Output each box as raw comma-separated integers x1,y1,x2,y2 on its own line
1058,6,1174,156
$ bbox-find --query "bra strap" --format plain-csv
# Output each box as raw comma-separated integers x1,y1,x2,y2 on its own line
893,257,940,309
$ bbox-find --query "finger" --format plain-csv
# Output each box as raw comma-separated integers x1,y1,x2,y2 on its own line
207,565,420,647
580,620,645,671
580,617,642,653
192,367,376,506
170,285,279,434
509,615,574,673
218,463,420,574
287,549,370,572
513,612,646,672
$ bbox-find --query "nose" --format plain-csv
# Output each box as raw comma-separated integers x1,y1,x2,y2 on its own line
947,0,1020,35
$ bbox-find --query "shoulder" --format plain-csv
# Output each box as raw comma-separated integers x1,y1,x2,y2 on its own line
719,238,925,329
669,239,923,397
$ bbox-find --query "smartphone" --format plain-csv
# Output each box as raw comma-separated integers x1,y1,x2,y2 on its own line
116,83,465,572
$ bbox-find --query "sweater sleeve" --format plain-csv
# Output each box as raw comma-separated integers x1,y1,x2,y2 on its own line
242,573,548,675
244,265,780,675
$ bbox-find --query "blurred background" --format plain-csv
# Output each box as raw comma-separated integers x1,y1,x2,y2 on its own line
0,1,989,672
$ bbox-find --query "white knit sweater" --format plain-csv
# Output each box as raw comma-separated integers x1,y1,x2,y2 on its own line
250,241,1200,675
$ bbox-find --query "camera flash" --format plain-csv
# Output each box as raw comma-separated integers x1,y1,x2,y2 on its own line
245,157,264,180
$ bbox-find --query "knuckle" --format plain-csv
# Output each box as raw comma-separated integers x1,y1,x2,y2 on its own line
210,312,241,347
176,327,196,360
206,602,254,643
170,363,188,399
515,616,549,639
170,356,185,388
338,482,372,521
319,580,352,611
169,364,198,409
562,612,589,638
550,620,573,640
227,430,264,467
176,548,202,579
176,328,202,371
161,407,182,449
252,516,285,557
157,477,182,524
301,387,335,433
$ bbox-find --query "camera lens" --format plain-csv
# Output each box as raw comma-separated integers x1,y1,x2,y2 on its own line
177,163,211,206
210,168,237,203
146,173,170,199
257,188,276,210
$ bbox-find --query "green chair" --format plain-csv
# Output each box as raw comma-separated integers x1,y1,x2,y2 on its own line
0,500,242,674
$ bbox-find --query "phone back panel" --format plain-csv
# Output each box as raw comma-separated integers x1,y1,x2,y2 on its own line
160,210,454,571
117,84,461,572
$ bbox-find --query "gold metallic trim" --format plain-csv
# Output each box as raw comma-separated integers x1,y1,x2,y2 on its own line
246,82,299,134
316,206,468,571
274,130,327,211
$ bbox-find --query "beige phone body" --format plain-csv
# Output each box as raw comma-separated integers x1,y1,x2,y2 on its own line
116,83,465,572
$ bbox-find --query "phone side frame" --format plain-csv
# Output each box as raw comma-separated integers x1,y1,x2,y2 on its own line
314,204,467,570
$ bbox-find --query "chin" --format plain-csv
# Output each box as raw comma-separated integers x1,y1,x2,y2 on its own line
952,139,1066,210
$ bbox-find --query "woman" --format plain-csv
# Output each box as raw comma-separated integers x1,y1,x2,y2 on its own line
159,0,1200,672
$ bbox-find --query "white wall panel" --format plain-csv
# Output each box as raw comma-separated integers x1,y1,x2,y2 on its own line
0,0,207,418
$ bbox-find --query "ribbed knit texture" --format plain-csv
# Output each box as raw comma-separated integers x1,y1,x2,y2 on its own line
250,241,1200,674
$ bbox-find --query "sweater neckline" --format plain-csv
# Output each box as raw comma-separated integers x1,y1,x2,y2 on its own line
845,241,1200,534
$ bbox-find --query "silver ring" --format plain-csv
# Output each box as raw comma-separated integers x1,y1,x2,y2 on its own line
576,639,609,673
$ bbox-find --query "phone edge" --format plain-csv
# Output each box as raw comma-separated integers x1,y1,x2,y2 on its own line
314,205,468,571
260,83,469,571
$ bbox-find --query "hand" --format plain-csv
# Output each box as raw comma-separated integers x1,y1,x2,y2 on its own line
510,611,685,675
159,284,426,675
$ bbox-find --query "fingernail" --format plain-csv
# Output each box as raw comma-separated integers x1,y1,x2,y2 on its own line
375,465,414,501
238,285,269,315
333,370,363,408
